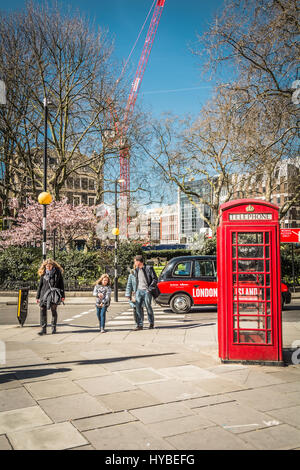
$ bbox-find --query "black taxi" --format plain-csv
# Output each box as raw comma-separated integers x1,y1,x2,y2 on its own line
156,255,291,314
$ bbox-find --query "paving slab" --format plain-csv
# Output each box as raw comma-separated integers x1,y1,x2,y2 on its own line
98,389,161,412
79,349,128,361
38,393,110,422
146,414,215,438
6,348,43,362
0,373,21,391
24,378,84,400
0,405,52,434
0,387,36,412
207,364,248,375
192,377,247,395
265,405,300,429
70,444,95,450
258,381,300,394
63,364,110,380
129,402,194,424
13,365,72,383
261,367,300,383
220,369,286,388
72,411,137,432
229,388,300,412
59,332,100,344
195,401,282,434
117,368,168,385
166,425,255,450
100,358,150,372
139,355,187,369
74,374,136,396
184,394,236,410
0,434,12,450
83,421,174,450
139,379,208,403
158,365,217,381
238,423,300,450
7,422,88,450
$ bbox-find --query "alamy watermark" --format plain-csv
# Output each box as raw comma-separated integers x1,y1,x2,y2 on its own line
0,340,6,365
291,80,300,105
0,80,6,105
291,340,300,365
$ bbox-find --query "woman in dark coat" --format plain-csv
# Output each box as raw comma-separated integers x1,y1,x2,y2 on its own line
36,259,65,335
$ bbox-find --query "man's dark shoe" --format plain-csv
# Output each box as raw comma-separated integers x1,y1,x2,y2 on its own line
38,328,46,336
51,327,56,334
133,326,143,331
149,324,154,329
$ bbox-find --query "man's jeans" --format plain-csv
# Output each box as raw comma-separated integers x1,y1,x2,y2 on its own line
135,290,154,327
96,306,108,329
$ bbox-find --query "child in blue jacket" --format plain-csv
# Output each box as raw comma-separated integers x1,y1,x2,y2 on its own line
93,274,111,332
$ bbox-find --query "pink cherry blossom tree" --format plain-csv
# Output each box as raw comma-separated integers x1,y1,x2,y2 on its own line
0,197,97,250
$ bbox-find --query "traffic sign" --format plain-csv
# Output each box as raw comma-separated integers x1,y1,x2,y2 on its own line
280,228,300,243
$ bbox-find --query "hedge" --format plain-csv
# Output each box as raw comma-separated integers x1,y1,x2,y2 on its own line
0,240,299,289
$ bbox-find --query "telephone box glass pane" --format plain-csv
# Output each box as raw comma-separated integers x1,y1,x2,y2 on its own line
238,246,264,258
267,331,272,344
238,260,265,272
234,316,266,329
239,331,265,343
232,230,272,346
236,302,265,315
238,233,263,244
238,273,264,284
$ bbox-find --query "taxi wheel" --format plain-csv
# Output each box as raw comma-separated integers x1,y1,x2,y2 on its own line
170,294,192,314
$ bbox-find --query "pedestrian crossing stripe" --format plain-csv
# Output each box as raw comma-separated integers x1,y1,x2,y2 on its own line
105,306,185,327
62,306,185,326
114,315,184,320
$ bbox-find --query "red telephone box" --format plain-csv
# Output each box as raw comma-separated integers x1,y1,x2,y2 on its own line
217,199,283,364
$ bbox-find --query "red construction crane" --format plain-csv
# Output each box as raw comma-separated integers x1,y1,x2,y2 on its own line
118,0,166,238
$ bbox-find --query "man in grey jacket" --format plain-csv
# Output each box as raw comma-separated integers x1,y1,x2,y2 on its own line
125,269,144,328
133,255,158,330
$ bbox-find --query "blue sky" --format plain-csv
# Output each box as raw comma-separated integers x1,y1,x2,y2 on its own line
2,0,225,117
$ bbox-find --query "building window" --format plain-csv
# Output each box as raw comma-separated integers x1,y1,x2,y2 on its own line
88,197,95,206
192,207,197,232
89,179,95,190
82,178,88,190
73,195,81,206
67,177,74,188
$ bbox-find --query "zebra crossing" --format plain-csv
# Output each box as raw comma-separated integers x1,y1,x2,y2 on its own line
105,305,185,329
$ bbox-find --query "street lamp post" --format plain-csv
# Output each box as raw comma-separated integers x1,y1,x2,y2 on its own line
38,97,53,260
43,97,48,261
113,179,125,302
53,228,57,261
114,180,118,302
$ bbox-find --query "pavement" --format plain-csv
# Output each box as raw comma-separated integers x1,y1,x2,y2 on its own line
0,292,300,451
